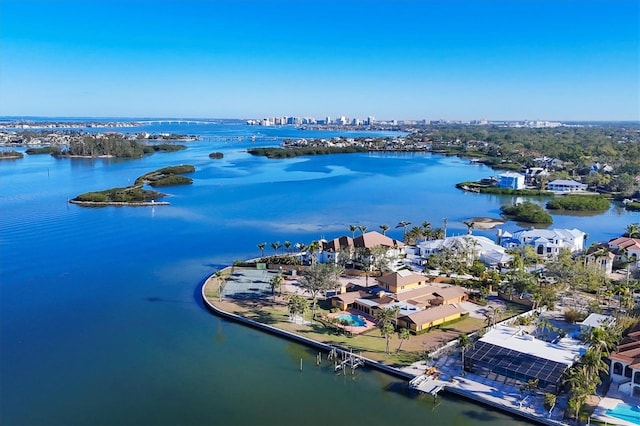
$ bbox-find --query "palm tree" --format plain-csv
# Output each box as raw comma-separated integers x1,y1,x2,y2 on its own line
349,224,358,238
583,325,618,358
421,221,433,240
270,273,284,301
396,328,411,354
270,241,282,255
462,220,475,235
581,347,609,384
257,242,266,257
492,306,503,325
396,221,411,240
214,270,226,302
379,224,389,236
624,222,640,238
358,225,367,235
307,240,320,266
432,227,445,240
564,365,596,423
458,333,472,371
283,241,292,254
376,307,398,354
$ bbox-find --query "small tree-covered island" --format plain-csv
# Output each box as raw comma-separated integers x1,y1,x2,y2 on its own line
70,165,195,206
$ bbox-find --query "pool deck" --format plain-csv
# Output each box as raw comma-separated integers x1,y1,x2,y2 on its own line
327,310,376,335
592,394,640,426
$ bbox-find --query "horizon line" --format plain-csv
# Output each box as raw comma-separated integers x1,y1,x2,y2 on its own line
1,115,639,124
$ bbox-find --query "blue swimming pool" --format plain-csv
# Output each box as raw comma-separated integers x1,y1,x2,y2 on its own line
606,403,640,425
336,313,367,327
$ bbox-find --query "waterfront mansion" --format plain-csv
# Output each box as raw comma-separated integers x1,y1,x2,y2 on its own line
610,320,640,397
497,227,587,258
329,270,468,333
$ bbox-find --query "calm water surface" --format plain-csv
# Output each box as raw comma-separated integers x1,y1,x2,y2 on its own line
1,122,637,425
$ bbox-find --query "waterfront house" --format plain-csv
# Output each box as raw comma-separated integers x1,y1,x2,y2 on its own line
609,320,640,397
397,303,466,333
578,313,615,334
607,237,640,268
546,179,588,192
409,235,513,269
328,279,468,332
497,228,587,257
584,244,615,275
497,172,525,190
523,167,549,186
318,231,404,267
463,325,585,392
375,270,431,294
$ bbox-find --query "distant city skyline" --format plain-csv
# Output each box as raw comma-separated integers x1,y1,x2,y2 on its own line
1,0,638,121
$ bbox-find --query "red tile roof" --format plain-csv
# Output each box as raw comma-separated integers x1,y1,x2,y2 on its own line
353,231,405,249
611,321,640,366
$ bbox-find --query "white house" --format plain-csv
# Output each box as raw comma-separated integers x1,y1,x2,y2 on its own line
410,235,513,269
497,228,587,257
579,313,615,333
546,179,588,192
584,245,615,275
498,172,525,190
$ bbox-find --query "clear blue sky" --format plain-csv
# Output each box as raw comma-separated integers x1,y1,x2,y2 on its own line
1,0,638,121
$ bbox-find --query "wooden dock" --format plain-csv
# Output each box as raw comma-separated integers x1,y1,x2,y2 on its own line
332,348,365,374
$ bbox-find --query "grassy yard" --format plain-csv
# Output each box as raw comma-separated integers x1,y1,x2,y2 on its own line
203,274,505,366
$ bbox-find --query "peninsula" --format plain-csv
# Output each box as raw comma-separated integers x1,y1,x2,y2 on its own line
71,165,195,206
201,222,640,426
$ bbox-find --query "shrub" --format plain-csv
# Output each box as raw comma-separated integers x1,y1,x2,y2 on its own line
500,201,553,224
148,175,193,187
75,192,108,202
150,144,187,152
25,146,61,155
626,202,640,212
564,309,585,324
546,195,610,211
0,150,24,158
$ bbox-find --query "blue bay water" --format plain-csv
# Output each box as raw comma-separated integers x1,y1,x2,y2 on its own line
1,121,637,425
